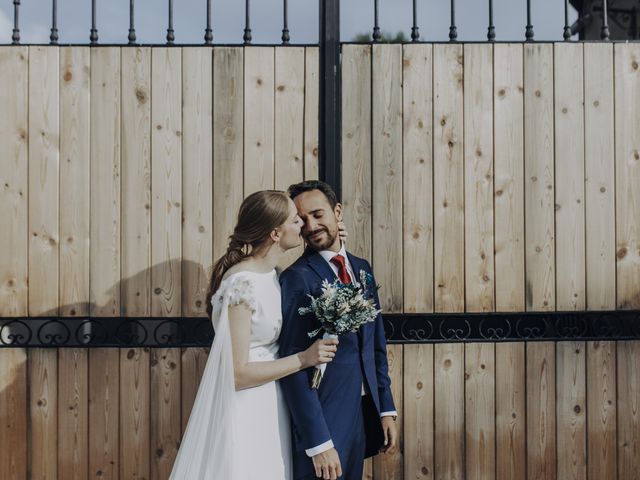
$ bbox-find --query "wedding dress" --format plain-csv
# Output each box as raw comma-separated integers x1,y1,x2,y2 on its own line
169,270,292,479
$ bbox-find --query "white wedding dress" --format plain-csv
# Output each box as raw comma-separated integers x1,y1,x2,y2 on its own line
169,270,292,479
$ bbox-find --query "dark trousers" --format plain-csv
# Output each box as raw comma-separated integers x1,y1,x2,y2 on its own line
296,398,366,480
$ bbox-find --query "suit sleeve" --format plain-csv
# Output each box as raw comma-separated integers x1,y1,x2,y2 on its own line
278,268,332,451
367,262,396,414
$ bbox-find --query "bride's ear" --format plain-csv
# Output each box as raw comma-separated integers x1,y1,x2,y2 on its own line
270,228,281,243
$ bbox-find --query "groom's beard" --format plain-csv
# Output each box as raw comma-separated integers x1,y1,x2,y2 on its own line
304,228,337,251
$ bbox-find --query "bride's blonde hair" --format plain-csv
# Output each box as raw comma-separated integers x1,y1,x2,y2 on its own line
206,190,290,318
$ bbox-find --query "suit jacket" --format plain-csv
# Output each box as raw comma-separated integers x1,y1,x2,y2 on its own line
278,248,396,460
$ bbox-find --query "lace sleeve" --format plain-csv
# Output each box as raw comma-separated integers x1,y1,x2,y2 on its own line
226,275,257,313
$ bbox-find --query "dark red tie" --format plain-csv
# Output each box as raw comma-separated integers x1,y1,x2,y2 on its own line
330,254,351,284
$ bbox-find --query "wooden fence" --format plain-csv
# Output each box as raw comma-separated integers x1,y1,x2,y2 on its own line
1,43,639,479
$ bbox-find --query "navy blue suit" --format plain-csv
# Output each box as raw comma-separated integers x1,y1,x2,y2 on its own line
278,248,396,479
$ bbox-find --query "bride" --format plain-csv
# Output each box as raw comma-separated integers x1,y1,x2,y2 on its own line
169,190,339,479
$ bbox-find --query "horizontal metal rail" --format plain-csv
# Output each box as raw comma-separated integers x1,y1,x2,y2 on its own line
1,311,639,347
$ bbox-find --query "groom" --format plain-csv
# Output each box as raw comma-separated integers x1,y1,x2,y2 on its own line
279,180,398,480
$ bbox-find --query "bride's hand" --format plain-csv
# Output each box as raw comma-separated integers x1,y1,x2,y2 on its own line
337,221,348,245
300,338,339,369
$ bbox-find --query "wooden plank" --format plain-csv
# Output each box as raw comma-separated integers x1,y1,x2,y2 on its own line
495,343,526,480
244,46,275,195
586,341,617,480
28,45,59,316
121,46,151,317
584,45,617,480
89,46,121,480
29,349,58,480
614,45,640,479
119,347,150,480
151,47,182,480
120,42,152,480
212,47,244,261
341,44,372,260
493,46,526,480
151,46,182,318
433,44,464,313
58,348,88,480
0,349,27,480
434,343,464,480
556,342,586,480
0,46,28,480
0,46,28,315
617,341,640,479
402,43,433,313
526,342,556,480
90,46,121,316
275,46,304,191
182,47,212,317
404,344,434,480
614,43,640,309
465,343,495,480
373,344,404,480
27,46,59,480
304,46,319,180
275,46,305,270
464,43,494,313
554,43,586,311
89,349,120,480
494,44,525,312
181,47,213,441
59,47,90,317
372,43,403,313
584,44,615,311
524,43,555,312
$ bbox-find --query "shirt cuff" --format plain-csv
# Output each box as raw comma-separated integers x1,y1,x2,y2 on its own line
380,411,397,418
305,439,334,457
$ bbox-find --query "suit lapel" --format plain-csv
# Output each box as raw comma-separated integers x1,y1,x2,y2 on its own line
305,250,338,283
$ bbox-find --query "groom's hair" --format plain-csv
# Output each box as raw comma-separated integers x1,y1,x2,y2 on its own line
287,180,339,209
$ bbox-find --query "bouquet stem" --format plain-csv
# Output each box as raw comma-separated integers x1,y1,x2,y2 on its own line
310,333,338,389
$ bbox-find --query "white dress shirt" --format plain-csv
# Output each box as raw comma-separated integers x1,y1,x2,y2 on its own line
305,246,397,457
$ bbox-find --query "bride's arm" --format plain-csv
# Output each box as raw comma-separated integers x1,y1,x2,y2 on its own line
228,303,338,391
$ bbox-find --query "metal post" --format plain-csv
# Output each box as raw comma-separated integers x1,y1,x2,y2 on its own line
601,0,610,40
167,0,175,44
411,0,420,42
449,0,458,41
12,0,20,44
488,0,495,41
563,0,572,40
90,0,98,44
243,0,252,44
319,0,341,200
128,0,136,45
50,0,59,44
373,0,381,41
282,0,290,44
525,0,534,41
205,0,213,44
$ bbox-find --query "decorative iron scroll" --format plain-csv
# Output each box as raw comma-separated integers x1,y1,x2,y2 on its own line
1,311,639,348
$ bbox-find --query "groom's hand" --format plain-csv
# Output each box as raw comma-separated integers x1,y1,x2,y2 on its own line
312,447,342,480
380,416,398,454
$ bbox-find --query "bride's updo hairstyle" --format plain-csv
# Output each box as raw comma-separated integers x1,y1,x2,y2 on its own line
206,190,290,318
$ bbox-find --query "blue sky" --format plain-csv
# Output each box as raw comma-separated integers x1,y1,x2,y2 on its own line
1,0,578,45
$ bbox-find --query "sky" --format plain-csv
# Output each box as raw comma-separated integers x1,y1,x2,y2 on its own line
0,0,578,45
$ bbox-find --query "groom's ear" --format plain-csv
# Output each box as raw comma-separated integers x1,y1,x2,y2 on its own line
334,203,343,221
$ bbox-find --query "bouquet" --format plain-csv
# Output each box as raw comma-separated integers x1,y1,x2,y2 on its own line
298,270,381,388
